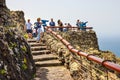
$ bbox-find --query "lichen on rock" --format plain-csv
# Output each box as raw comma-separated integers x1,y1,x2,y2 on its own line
0,26,36,80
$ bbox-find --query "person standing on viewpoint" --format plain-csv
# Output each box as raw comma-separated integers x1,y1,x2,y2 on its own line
57,19,63,32
49,18,56,31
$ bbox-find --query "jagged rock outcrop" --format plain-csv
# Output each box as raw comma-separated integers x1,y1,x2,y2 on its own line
0,0,11,26
59,30,99,50
0,26,36,80
0,0,6,7
43,30,120,80
10,11,25,30
0,0,25,30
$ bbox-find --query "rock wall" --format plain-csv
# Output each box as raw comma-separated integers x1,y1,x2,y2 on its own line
0,0,25,29
10,11,25,30
59,30,99,50
59,31,118,61
0,0,36,80
0,3,11,26
0,26,36,80
43,30,120,80
0,0,6,6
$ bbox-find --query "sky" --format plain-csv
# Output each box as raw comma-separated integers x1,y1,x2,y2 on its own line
6,0,120,38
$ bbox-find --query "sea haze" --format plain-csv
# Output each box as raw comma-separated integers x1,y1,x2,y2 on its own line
98,37,120,57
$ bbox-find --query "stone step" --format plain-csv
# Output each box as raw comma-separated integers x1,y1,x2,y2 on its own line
35,60,63,67
27,39,36,43
29,43,45,46
31,46,47,51
32,50,51,55
34,66,73,80
33,54,58,62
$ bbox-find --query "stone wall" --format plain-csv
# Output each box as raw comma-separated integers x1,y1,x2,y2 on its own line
0,26,36,80
43,30,120,80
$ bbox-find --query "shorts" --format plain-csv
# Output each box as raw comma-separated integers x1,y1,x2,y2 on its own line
26,29,32,33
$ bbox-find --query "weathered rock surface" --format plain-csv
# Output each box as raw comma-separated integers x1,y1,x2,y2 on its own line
0,0,25,30
0,1,35,80
43,30,120,80
0,26,36,80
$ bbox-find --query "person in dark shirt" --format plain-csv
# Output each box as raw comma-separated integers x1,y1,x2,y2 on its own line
57,19,63,32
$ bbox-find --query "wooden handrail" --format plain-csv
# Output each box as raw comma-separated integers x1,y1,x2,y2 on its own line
46,26,93,29
45,27,120,73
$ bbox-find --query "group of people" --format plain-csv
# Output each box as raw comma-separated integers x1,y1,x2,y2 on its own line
25,18,46,42
24,18,56,42
24,18,88,42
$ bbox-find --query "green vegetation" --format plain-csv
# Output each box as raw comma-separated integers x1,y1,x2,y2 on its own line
21,46,27,52
23,58,27,64
9,42,17,49
0,69,6,75
24,33,29,39
22,64,27,70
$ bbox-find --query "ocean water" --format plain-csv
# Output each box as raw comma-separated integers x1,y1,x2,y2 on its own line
98,37,120,57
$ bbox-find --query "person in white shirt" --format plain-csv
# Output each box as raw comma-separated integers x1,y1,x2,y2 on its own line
25,19,32,38
34,18,44,43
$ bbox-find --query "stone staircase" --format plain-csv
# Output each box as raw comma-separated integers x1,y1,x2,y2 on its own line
27,39,73,80
27,39,62,67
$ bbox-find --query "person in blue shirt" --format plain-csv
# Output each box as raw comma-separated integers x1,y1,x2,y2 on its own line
41,20,49,26
49,18,55,31
81,21,88,31
76,19,88,31
34,18,41,37
41,19,49,32
34,18,44,42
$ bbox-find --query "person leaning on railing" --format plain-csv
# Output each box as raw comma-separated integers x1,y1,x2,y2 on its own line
64,23,72,32
76,19,88,31
49,18,56,31
80,21,88,31
57,19,63,32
